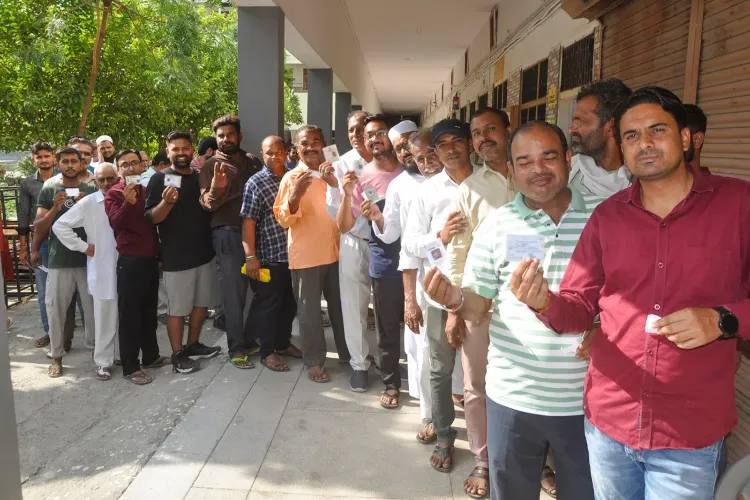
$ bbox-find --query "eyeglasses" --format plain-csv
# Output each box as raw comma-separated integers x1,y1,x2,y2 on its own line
394,143,410,154
118,160,140,169
434,137,466,153
365,130,388,141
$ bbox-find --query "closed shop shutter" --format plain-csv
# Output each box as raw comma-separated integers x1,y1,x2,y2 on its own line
600,0,691,98
697,0,750,181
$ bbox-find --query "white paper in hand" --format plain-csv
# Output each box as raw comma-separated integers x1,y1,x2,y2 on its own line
126,175,140,186
350,158,365,177
65,188,80,198
645,314,661,334
425,239,447,268
164,174,182,188
506,234,545,261
323,145,340,163
363,186,381,203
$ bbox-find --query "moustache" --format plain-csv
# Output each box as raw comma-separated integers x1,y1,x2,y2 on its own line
570,133,581,142
529,173,554,184
479,140,497,149
636,150,661,160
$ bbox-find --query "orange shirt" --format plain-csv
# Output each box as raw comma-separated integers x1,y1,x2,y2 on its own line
273,164,339,270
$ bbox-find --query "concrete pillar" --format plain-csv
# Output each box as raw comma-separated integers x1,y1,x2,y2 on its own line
334,92,352,154
307,69,333,144
0,281,22,500
238,6,284,156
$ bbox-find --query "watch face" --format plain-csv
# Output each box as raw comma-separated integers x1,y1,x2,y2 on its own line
723,312,740,336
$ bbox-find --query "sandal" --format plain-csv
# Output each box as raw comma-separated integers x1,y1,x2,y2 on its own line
34,335,50,348
276,345,303,359
453,394,465,408
142,356,170,369
380,388,400,409
465,466,490,499
307,366,329,383
123,370,153,385
244,344,261,356
430,445,454,473
48,362,63,378
541,465,557,498
230,354,255,369
416,422,437,444
95,366,112,381
261,354,289,372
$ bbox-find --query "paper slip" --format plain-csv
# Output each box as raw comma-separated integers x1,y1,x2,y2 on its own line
349,158,365,176
363,186,381,203
506,234,545,261
65,188,80,197
645,314,661,334
164,174,182,188
323,145,341,163
425,238,447,268
125,175,140,186
308,170,321,179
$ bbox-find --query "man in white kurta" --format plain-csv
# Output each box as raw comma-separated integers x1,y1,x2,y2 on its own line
53,163,120,379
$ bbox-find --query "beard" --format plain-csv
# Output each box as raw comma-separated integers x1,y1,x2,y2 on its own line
172,156,192,169
103,154,116,163
571,132,605,158
220,143,239,154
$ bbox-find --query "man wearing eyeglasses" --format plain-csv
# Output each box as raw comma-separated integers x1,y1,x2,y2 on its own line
401,118,478,473
390,120,419,171
53,162,121,382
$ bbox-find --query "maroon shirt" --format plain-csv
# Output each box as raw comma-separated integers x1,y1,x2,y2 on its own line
537,170,750,450
104,179,159,257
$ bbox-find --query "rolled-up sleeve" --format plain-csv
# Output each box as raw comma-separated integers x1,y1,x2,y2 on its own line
446,188,472,286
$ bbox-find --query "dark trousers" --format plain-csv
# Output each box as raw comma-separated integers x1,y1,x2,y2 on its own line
117,256,161,376
372,277,404,389
248,262,296,359
213,228,253,356
291,262,349,368
487,396,594,500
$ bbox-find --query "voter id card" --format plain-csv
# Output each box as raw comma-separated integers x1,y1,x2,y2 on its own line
425,239,447,268
363,186,381,203
65,188,80,198
125,175,140,186
323,145,340,163
506,234,545,261
350,158,365,176
164,174,182,188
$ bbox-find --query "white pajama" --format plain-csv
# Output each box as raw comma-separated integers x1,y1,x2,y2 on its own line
93,297,119,367
338,232,372,371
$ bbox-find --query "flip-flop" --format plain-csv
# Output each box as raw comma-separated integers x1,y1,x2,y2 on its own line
276,345,303,359
417,423,437,444
142,356,170,369
465,466,490,499
261,356,290,372
35,335,50,348
95,366,112,381
307,367,329,383
123,371,153,385
430,445,454,473
230,355,254,369
380,389,400,409
48,363,63,378
541,465,557,498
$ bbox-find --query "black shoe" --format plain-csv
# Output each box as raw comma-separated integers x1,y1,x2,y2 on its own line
350,370,368,392
182,341,221,360
171,351,200,374
212,315,226,331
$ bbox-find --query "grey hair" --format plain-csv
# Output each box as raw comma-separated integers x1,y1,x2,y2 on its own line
408,128,432,149
94,162,117,177
347,110,370,121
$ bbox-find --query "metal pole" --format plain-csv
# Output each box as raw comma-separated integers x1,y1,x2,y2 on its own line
0,278,23,499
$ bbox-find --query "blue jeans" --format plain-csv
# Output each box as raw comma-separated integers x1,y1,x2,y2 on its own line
585,418,724,500
34,241,50,333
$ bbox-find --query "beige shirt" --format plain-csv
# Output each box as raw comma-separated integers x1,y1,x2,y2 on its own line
446,163,515,286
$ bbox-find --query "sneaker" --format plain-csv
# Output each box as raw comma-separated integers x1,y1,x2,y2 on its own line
349,370,368,392
212,315,226,331
182,341,221,360
171,351,200,374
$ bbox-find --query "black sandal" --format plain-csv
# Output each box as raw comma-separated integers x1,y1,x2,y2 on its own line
430,445,454,472
541,465,557,498
465,466,490,498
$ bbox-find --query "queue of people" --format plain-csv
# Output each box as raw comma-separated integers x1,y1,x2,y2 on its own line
14,79,742,500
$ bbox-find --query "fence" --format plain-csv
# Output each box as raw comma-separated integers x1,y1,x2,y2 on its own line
0,187,36,308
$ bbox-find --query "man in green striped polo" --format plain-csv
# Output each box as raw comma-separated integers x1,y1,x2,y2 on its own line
423,120,598,500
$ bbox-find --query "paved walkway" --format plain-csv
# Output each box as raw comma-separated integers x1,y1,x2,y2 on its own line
9,298,550,499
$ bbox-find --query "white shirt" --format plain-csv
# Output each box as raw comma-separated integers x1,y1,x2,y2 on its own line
52,191,118,300
569,154,632,198
371,170,426,270
401,166,479,276
140,167,157,187
326,148,370,239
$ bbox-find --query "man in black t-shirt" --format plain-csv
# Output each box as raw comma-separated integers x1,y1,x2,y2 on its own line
145,131,221,374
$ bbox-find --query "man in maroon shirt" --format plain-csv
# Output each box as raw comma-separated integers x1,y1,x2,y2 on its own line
510,87,749,500
105,150,169,385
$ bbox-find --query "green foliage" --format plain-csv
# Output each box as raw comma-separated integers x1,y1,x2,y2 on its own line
0,0,302,154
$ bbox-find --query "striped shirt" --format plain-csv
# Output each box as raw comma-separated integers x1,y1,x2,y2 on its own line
462,188,603,416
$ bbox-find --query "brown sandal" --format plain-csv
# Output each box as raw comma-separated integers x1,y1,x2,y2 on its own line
380,388,400,409
276,345,303,359
307,366,329,383
262,354,289,372
464,466,490,498
417,423,437,444
124,370,153,385
35,335,51,348
142,356,170,369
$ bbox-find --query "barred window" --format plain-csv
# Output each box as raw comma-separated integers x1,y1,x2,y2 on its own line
561,33,594,92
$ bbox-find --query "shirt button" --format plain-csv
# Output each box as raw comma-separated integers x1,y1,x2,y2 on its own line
647,349,653,355
643,391,648,397
658,262,664,269
654,304,661,311
660,222,666,228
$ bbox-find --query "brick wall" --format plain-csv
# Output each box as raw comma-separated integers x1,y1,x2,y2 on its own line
545,45,562,123
593,25,603,81
507,68,522,107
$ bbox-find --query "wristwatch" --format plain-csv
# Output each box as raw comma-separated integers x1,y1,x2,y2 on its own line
713,306,739,340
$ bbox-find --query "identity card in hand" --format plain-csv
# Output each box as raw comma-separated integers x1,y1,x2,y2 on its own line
126,175,140,186
645,314,661,334
506,234,545,261
363,186,381,203
425,238,447,268
65,188,80,198
323,145,340,163
164,174,182,188
350,158,365,176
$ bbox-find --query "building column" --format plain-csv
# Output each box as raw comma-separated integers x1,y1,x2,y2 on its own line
334,92,352,154
0,281,22,500
238,6,284,156
307,69,333,144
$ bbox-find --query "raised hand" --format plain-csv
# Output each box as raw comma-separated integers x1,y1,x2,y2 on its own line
509,258,550,310
212,162,228,189
341,171,359,196
360,200,383,223
439,211,467,245
123,183,139,205
423,267,460,308
162,185,179,204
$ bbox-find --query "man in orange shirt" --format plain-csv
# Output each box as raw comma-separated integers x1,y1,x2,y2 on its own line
274,125,350,382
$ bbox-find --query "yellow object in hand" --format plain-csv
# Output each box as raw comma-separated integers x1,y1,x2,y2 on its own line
240,263,271,282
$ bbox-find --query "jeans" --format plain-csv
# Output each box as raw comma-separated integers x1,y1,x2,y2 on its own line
248,262,296,359
584,418,725,500
34,241,50,333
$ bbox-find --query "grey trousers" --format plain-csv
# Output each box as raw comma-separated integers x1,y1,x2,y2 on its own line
425,305,457,444
46,268,95,359
291,262,349,368
213,228,253,355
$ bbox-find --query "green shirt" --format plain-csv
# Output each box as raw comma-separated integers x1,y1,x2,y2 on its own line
462,188,602,416
37,180,96,269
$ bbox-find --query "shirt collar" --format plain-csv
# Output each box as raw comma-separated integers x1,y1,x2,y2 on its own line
513,186,587,219
262,165,284,180
94,190,105,203
618,164,713,206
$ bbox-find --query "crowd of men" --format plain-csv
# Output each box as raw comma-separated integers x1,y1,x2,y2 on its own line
14,78,747,500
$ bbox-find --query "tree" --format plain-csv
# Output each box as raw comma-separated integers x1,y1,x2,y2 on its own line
0,0,303,154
